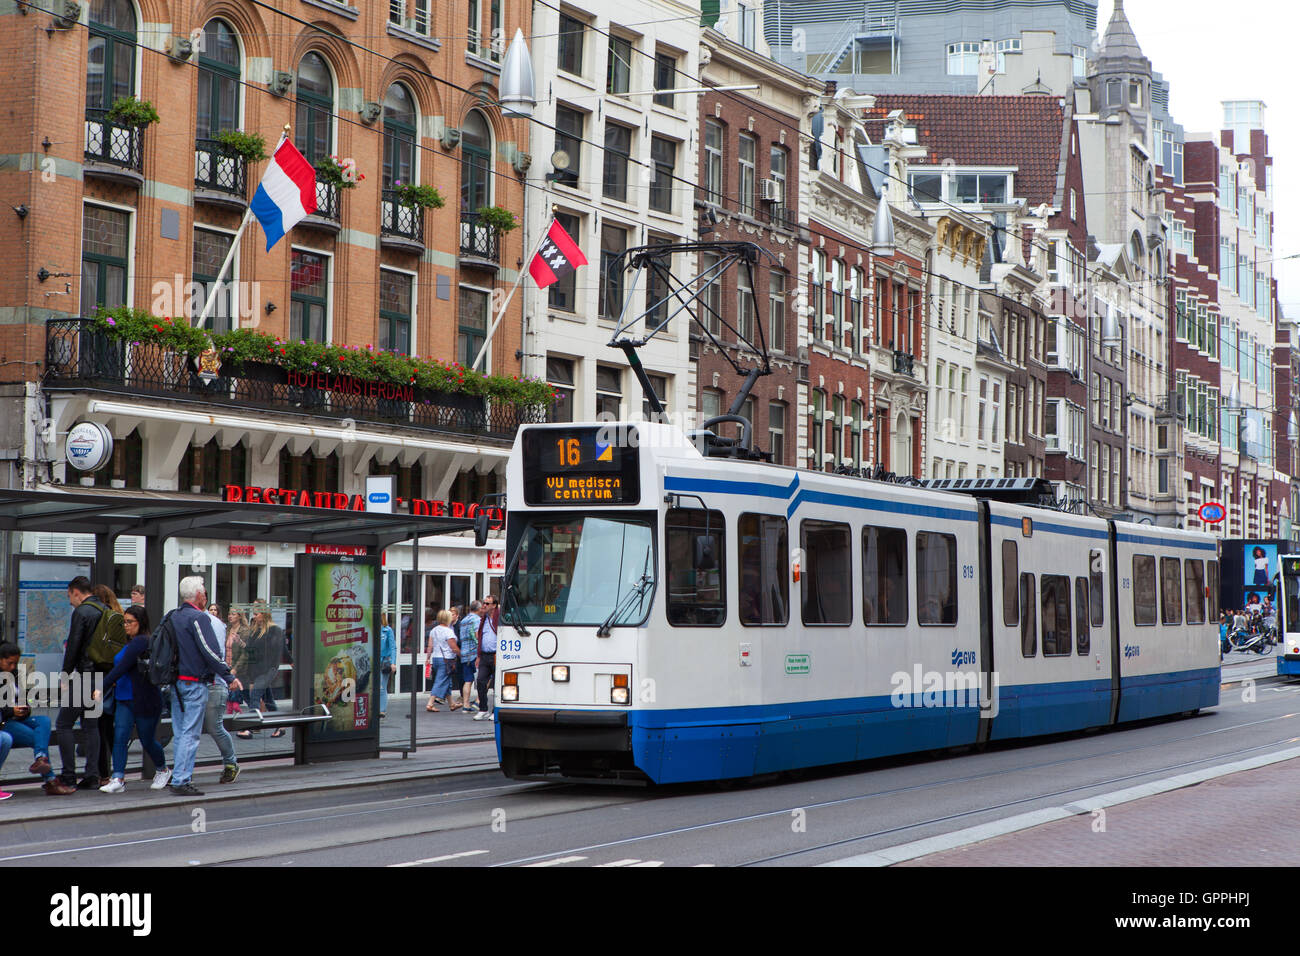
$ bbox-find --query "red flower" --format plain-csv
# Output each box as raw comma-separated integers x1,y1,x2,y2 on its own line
280,348,287,355
153,324,162,331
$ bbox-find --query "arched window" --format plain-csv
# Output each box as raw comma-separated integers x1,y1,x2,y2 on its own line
86,0,137,114
383,83,416,188
460,109,492,212
196,20,240,140
295,53,334,164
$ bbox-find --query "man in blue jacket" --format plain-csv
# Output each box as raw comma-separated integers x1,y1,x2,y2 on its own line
169,576,242,796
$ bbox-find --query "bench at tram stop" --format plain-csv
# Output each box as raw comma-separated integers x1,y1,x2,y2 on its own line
134,704,333,777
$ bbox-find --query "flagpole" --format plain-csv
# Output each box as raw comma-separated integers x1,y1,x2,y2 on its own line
192,126,291,330
469,211,554,373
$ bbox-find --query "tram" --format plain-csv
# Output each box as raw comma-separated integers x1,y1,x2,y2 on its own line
1277,554,1300,676
490,420,1221,785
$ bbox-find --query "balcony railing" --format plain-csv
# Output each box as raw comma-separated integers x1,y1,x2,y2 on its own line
380,190,425,246
459,212,500,263
892,349,915,377
194,139,248,199
311,181,341,222
84,109,142,173
43,319,544,443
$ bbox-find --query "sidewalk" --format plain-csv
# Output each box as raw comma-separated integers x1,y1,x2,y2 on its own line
0,714,500,825
895,752,1300,866
0,691,495,793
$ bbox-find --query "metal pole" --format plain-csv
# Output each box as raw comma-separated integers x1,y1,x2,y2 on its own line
409,530,419,754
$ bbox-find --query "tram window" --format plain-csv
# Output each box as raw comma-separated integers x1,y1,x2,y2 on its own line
1075,577,1090,655
1160,557,1183,625
1002,540,1019,627
1132,554,1157,626
863,525,908,625
917,532,957,626
1184,559,1205,625
1207,560,1220,620
801,520,852,625
1020,572,1037,657
738,513,789,625
1041,574,1072,656
1089,549,1104,627
665,508,725,627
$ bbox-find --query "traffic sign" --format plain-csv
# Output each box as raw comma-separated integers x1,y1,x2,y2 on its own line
1198,501,1226,524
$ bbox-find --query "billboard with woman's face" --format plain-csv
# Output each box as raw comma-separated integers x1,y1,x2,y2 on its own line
1247,543,1279,590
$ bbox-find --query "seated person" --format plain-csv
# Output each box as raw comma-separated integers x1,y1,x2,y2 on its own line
0,642,65,791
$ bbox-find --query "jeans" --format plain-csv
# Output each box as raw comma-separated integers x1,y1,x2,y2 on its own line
204,682,237,767
169,680,210,786
432,658,457,700
56,700,100,782
0,731,11,776
110,699,167,780
379,664,391,715
476,653,496,712
2,714,54,779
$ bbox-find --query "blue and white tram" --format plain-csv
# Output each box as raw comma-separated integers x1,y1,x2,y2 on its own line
1278,554,1300,677
493,421,1220,784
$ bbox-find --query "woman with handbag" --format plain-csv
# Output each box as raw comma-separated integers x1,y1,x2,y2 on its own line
424,610,460,712
379,613,396,718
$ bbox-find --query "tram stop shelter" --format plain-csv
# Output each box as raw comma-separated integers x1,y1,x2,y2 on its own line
0,486,478,763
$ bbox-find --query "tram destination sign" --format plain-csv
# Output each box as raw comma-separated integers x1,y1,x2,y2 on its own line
522,426,640,506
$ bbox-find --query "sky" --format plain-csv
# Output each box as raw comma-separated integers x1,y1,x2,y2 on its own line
1095,0,1300,317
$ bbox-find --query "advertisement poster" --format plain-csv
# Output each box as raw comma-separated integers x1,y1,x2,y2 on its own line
305,557,378,744
1242,542,1279,607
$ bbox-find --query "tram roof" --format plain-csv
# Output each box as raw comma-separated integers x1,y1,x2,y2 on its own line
0,486,474,549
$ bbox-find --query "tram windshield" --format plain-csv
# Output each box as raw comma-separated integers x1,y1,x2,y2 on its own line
506,515,656,627
1284,564,1300,634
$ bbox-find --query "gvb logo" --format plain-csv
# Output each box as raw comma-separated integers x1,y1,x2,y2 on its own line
50,887,151,936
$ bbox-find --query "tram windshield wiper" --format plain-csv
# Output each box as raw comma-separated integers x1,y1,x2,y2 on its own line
597,548,654,638
501,547,530,638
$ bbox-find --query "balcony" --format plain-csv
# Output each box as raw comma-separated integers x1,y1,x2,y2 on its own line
301,181,341,232
458,212,500,270
43,319,545,443
83,110,143,187
892,350,915,377
380,190,425,254
194,139,248,210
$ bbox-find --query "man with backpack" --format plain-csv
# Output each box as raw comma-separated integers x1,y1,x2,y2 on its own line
53,577,109,791
167,576,242,796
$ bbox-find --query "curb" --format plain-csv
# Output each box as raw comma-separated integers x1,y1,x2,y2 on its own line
0,756,502,826
821,745,1300,866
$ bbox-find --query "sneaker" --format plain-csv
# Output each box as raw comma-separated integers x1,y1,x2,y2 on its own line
0,791,12,801
99,778,126,794
473,710,491,721
29,756,52,777
43,779,76,796
169,783,204,797
465,704,479,714
76,776,101,790
219,764,240,784
150,769,173,791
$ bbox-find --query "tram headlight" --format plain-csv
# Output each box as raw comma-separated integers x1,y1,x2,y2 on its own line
551,664,570,683
502,671,519,702
611,674,630,705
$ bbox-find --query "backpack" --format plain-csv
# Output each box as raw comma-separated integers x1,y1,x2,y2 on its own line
143,611,181,689
84,598,128,668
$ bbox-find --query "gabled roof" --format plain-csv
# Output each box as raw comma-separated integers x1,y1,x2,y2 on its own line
866,95,1065,206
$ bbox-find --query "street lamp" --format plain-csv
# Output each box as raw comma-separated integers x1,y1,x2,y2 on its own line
871,183,895,258
499,29,535,118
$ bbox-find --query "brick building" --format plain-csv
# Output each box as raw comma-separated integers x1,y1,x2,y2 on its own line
692,19,820,464
0,0,535,678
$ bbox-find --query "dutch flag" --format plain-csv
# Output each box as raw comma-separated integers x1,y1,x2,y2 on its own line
250,138,318,251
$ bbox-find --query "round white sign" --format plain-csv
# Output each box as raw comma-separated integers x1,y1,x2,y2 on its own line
64,421,113,473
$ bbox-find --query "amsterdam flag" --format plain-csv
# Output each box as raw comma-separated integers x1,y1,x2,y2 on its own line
528,218,588,288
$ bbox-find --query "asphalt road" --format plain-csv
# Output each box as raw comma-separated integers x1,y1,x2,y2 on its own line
3,678,1297,868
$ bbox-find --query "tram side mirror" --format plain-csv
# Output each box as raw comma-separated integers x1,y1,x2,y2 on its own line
474,512,492,548
694,535,717,571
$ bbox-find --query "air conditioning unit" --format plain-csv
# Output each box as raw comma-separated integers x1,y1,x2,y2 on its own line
760,179,783,202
